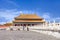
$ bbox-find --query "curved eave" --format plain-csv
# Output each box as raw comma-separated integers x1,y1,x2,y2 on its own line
15,18,43,20
13,21,45,23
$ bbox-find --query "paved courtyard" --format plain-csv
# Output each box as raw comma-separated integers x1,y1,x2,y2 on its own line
0,30,59,40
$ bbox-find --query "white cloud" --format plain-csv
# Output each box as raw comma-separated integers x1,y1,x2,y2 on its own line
41,12,55,22
42,13,51,20
54,17,60,22
42,12,60,22
55,17,60,19
20,10,35,14
4,0,19,7
0,9,20,24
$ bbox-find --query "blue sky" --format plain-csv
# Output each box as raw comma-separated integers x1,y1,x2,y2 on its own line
0,0,60,24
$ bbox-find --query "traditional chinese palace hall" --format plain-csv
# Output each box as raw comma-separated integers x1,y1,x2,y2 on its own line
13,14,45,27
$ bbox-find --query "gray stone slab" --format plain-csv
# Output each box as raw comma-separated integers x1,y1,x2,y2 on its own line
0,30,59,40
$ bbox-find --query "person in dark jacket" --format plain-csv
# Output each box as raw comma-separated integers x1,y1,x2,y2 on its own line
27,27,29,31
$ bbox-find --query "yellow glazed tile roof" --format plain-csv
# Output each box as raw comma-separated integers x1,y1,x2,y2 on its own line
13,14,45,22
15,14,42,19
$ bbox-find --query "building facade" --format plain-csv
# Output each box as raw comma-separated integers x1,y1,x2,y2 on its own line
13,14,45,27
